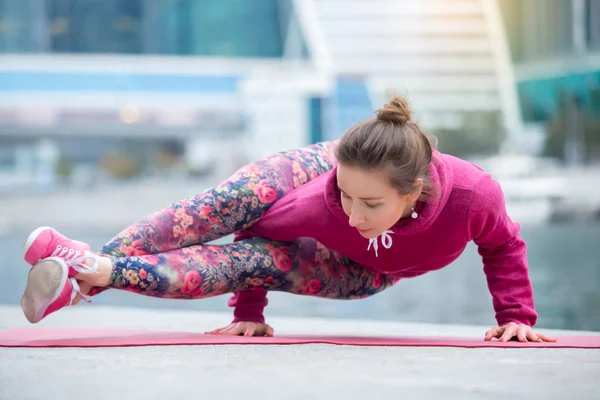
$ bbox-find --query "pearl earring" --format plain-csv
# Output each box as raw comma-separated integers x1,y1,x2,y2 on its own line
411,206,418,219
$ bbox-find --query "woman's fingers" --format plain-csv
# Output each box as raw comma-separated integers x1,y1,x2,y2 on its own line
485,324,558,343
205,324,232,335
525,329,542,342
516,325,530,342
221,323,243,335
206,322,275,337
265,324,275,337
537,333,558,342
484,326,501,341
499,324,517,342
243,323,257,337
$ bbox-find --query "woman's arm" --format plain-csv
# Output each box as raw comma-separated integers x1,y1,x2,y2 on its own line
468,174,538,327
228,290,268,324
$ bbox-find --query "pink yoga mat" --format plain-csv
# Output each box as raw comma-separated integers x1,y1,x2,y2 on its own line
1,328,599,348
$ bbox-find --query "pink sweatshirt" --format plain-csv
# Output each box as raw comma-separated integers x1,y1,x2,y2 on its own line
229,150,538,327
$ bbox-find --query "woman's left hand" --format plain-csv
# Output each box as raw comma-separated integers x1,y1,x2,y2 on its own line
484,322,557,343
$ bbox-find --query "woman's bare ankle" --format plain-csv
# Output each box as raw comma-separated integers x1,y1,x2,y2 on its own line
70,280,93,306
75,252,112,287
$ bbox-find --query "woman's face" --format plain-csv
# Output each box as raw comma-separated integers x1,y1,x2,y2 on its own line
336,164,419,239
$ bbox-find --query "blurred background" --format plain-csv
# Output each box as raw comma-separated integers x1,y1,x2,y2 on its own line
0,0,599,331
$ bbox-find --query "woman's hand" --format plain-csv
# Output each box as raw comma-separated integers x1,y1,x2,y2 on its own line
205,321,274,337
485,322,557,343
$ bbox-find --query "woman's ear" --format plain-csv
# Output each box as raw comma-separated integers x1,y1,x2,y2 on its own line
410,178,424,202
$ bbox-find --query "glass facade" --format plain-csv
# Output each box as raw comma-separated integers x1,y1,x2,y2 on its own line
498,0,600,62
587,0,600,50
0,0,39,52
47,0,143,53
0,0,297,57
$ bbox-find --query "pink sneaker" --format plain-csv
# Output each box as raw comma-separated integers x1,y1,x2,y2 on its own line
21,226,98,277
21,257,91,323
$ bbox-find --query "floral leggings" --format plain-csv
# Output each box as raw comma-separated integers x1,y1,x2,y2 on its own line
92,142,398,312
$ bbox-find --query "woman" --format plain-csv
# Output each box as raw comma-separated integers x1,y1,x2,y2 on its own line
20,96,556,343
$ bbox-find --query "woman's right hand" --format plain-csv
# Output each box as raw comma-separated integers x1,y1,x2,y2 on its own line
205,321,274,337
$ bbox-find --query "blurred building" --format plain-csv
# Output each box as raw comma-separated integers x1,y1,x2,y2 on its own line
0,0,326,187
0,0,599,190
498,0,600,163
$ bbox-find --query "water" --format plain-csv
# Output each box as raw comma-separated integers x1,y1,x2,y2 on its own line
2,224,599,331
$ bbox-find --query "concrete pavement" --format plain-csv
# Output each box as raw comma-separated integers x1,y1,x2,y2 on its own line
1,305,599,400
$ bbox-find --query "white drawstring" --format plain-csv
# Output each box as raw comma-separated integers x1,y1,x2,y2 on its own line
52,245,98,274
69,278,92,306
367,230,394,257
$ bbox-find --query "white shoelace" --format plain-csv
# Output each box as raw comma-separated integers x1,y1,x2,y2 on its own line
69,278,92,306
367,230,394,257
51,245,99,274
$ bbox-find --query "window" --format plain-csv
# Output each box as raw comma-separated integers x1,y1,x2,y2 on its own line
0,0,303,57
0,0,35,51
586,0,600,49
157,0,284,57
48,0,143,53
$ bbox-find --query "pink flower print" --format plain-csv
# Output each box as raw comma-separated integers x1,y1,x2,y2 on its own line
140,255,159,266
198,205,213,218
125,270,139,286
139,268,147,280
372,274,383,289
172,225,183,238
181,270,204,296
266,243,277,253
296,170,308,185
182,214,193,228
292,161,303,174
217,252,230,263
255,183,278,204
272,251,293,272
246,277,264,287
303,279,322,295
120,244,139,257
130,240,148,253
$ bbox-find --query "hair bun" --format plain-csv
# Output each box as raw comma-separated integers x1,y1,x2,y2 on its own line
375,95,412,125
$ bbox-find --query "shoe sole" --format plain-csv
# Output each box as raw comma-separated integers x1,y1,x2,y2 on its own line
21,226,53,263
21,258,67,323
